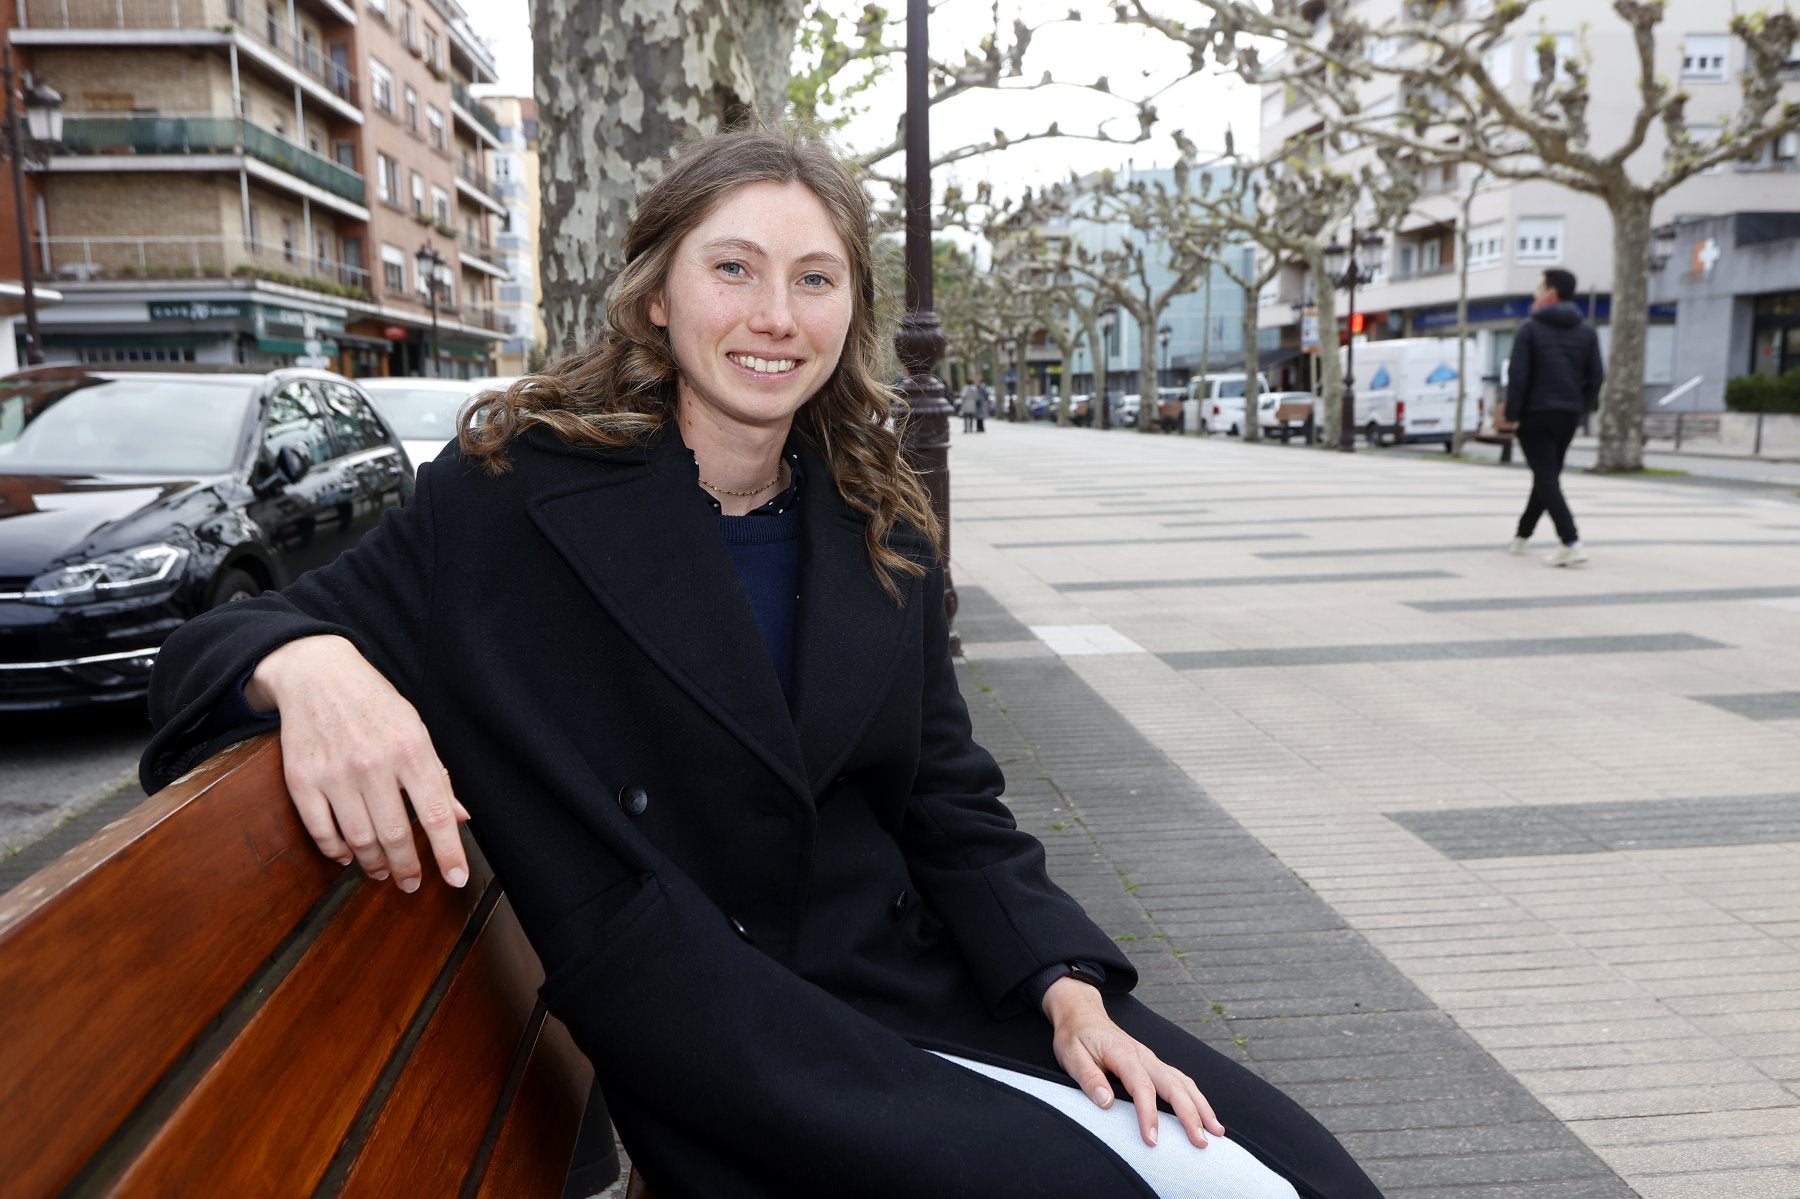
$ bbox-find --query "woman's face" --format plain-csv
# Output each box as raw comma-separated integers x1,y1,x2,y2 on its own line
650,179,855,440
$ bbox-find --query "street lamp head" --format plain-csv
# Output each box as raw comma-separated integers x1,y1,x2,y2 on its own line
1322,237,1347,281
1357,228,1385,255
1098,306,1116,332
1158,322,1172,348
22,79,62,145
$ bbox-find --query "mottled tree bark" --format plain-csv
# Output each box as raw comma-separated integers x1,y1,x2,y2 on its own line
533,0,799,350
1309,251,1342,450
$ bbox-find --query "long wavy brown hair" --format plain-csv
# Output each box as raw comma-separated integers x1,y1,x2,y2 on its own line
460,128,939,602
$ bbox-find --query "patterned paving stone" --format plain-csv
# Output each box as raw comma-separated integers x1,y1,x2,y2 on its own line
1157,633,1726,670
1410,585,1800,612
1389,793,1800,859
1691,691,1800,721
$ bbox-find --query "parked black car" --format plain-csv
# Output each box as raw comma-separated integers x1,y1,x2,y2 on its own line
0,368,413,711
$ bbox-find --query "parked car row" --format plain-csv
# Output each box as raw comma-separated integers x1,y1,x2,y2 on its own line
0,367,510,712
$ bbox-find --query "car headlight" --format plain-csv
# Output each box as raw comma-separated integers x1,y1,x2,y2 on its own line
23,543,191,607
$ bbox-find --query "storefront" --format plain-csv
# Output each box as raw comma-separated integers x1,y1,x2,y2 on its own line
36,293,348,369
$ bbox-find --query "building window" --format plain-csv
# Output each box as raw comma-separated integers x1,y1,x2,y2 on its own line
367,0,388,18
401,2,417,49
1515,216,1564,264
1523,33,1576,83
1681,34,1729,81
410,171,426,215
370,58,395,114
1484,39,1512,88
404,86,419,133
264,3,281,47
381,243,407,291
376,152,398,203
426,106,445,150
281,218,297,263
333,139,357,171
1467,221,1504,269
246,206,262,250
432,185,451,225
425,27,441,69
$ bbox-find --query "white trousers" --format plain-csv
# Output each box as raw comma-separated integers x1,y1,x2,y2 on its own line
934,1053,1300,1199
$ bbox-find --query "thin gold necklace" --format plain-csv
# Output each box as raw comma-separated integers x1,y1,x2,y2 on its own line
701,462,784,497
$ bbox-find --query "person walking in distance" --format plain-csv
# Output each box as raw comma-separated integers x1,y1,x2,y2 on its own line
959,380,979,433
1497,268,1603,566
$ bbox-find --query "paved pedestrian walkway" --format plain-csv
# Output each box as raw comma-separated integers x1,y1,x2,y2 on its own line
946,423,1800,1199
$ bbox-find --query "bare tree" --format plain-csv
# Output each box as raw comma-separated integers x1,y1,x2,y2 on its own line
1133,0,1800,471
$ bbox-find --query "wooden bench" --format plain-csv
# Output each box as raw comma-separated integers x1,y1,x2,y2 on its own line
0,733,600,1198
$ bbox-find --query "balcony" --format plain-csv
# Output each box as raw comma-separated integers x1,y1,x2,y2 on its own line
455,158,505,214
41,235,372,300
461,305,512,335
1388,260,1457,283
16,0,359,113
451,81,502,143
57,114,366,207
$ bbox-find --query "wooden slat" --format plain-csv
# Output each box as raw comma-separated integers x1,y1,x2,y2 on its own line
105,857,489,1196
472,1011,594,1199
0,736,342,1199
336,896,547,1199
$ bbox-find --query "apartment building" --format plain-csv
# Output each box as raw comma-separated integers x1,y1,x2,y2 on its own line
1256,0,1800,408
483,93,542,376
5,0,506,377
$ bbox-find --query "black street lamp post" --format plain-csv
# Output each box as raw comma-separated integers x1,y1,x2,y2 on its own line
415,242,444,377
2,46,63,367
1322,223,1385,452
1096,306,1115,430
893,0,958,645
1157,322,1172,385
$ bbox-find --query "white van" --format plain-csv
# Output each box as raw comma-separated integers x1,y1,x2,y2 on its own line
1185,372,1271,435
1339,338,1480,448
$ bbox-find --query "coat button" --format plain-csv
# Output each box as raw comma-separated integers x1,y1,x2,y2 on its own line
730,917,753,943
891,890,910,920
617,784,649,817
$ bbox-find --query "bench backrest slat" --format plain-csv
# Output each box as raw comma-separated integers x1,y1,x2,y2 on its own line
475,1013,596,1199
0,734,589,1199
0,738,341,1198
337,895,556,1199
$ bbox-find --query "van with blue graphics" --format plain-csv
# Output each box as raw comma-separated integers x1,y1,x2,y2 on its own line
1339,337,1481,450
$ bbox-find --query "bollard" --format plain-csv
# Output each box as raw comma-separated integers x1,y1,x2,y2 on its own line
1674,412,1684,452
1754,411,1764,457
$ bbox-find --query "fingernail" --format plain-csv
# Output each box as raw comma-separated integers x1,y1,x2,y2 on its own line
446,866,468,888
1146,1128,1158,1147
334,856,353,866
1091,1088,1110,1106
399,877,420,893
371,870,389,881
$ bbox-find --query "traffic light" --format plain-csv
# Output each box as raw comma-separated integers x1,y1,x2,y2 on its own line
1349,311,1366,335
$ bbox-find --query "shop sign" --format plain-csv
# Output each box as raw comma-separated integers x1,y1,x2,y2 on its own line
383,325,407,340
149,300,250,322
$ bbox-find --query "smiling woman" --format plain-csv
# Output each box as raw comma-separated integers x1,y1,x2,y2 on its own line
139,129,1385,1199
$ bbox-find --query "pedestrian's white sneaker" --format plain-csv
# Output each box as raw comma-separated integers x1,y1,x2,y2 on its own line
1546,541,1588,567
1507,537,1529,555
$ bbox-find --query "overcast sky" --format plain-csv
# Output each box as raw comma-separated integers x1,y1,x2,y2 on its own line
458,0,1260,198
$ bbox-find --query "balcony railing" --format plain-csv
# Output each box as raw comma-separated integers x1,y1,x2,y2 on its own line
58,114,366,206
1387,261,1458,283
451,81,502,141
20,0,358,104
462,305,512,334
41,235,372,298
455,158,502,203
460,229,497,261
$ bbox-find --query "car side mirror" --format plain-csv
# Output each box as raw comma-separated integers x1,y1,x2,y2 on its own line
276,443,311,485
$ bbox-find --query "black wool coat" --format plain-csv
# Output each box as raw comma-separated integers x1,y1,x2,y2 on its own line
141,425,1155,1199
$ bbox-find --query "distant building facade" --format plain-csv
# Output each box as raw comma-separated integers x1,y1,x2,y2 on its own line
483,93,541,376
6,0,508,376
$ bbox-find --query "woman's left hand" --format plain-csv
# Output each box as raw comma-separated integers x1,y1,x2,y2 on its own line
1043,977,1227,1149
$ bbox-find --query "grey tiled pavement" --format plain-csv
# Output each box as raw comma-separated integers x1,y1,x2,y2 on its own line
947,423,1800,1199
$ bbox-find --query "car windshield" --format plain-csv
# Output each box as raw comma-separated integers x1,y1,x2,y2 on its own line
1219,379,1246,398
363,386,490,439
0,375,253,474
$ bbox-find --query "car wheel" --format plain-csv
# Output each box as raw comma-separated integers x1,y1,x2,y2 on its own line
209,567,262,607
1365,420,1381,446
1228,423,1240,437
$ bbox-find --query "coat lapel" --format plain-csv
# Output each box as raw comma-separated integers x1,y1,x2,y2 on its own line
523,427,811,803
788,438,928,795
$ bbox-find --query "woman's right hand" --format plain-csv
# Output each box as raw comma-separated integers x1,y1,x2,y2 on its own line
248,634,469,892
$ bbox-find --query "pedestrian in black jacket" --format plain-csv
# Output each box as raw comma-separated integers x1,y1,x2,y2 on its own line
139,130,1384,1199
1498,268,1604,566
